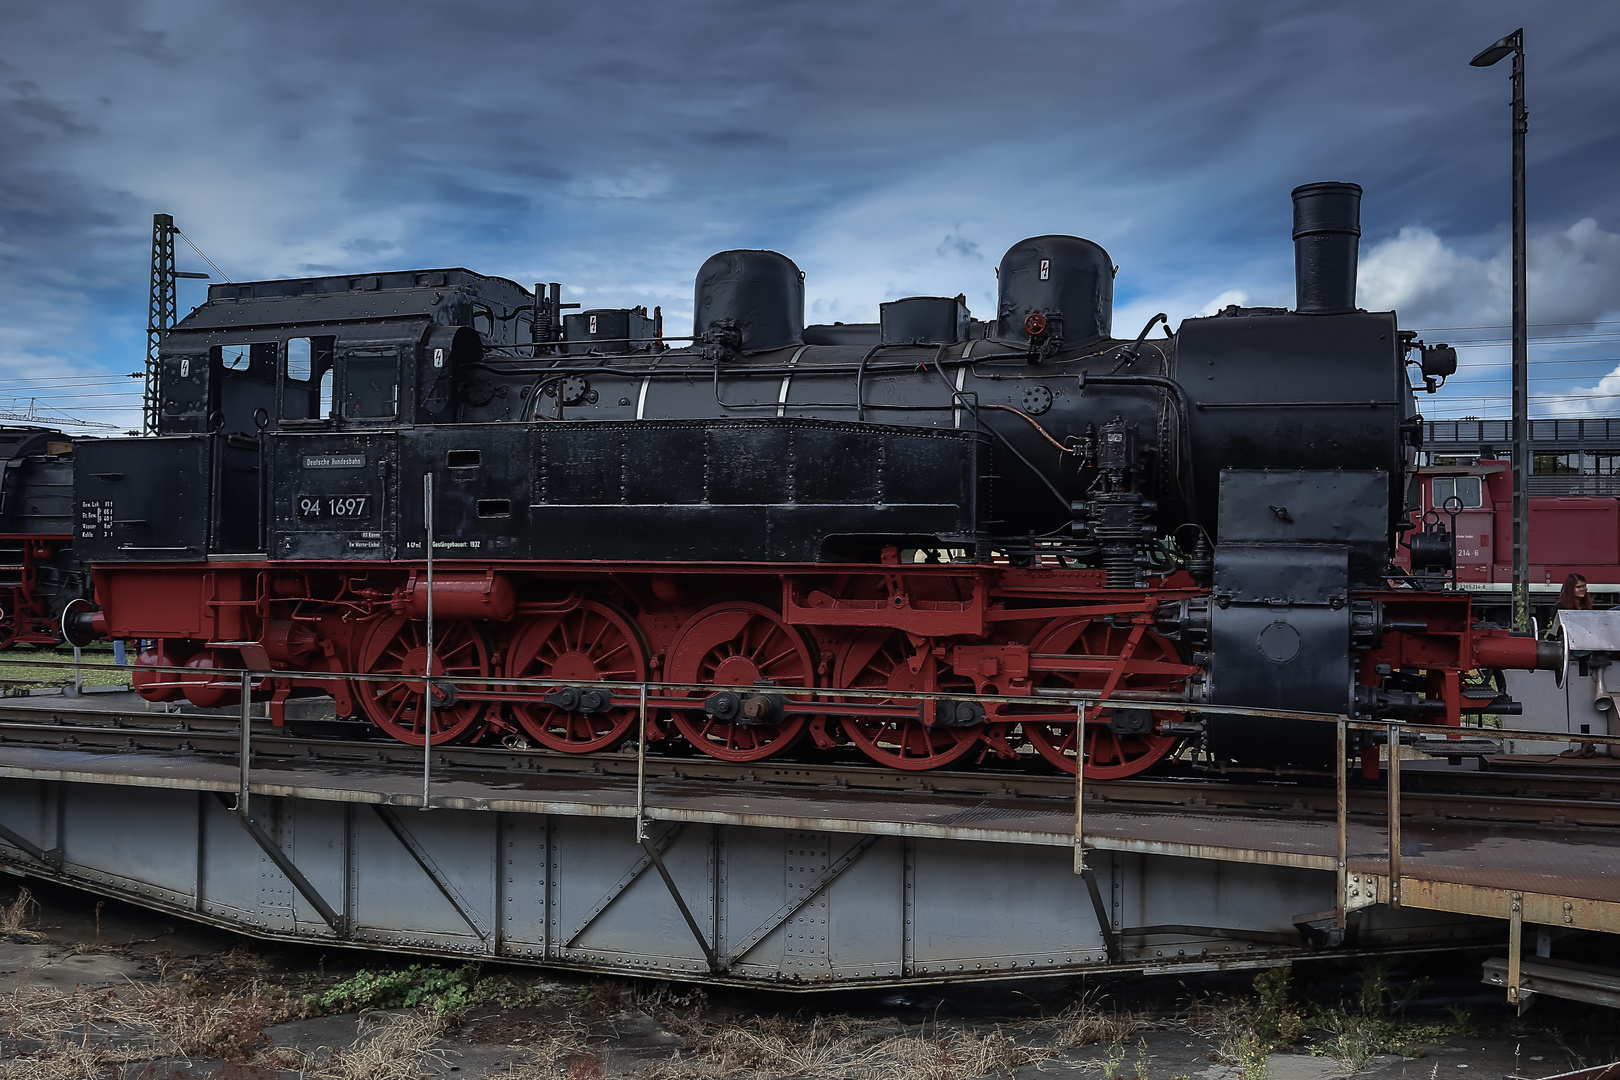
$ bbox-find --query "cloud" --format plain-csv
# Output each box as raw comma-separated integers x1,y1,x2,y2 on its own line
4,81,98,137
3,0,1620,414
1546,365,1620,418
1359,219,1620,328
1197,289,1250,316
569,165,673,201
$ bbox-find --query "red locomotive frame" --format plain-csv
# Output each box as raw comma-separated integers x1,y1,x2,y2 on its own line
0,535,72,649
95,551,1542,779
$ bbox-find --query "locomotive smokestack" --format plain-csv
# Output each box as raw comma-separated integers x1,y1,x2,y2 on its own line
1291,181,1362,314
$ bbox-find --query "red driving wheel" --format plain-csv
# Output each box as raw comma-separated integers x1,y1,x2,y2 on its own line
1020,617,1183,778
666,602,813,762
835,629,983,771
353,616,491,746
505,601,647,752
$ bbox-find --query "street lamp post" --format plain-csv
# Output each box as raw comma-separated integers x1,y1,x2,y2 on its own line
1471,29,1530,633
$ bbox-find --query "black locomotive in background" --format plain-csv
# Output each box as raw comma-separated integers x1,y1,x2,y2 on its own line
28,182,1558,775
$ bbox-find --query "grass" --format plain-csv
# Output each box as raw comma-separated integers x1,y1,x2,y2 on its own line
0,978,296,1078
1190,968,1309,1079
636,991,1145,1080
1304,960,1476,1069
0,643,129,689
1185,962,1494,1077
0,887,44,943
0,917,1539,1080
304,1009,454,1080
0,960,517,1078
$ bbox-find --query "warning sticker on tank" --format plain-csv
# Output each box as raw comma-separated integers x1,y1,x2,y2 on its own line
302,454,366,469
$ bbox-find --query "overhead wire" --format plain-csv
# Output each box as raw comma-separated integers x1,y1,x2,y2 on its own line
172,228,232,283
1411,319,1620,333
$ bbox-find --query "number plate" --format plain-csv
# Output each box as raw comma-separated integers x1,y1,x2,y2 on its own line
298,494,372,520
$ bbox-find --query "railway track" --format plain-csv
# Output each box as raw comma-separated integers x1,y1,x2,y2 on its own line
0,696,1616,828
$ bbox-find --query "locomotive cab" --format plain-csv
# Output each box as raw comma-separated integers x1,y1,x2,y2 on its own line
156,269,519,437
84,269,517,560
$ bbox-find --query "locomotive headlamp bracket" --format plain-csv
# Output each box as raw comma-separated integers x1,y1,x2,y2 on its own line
1420,343,1459,378
1404,338,1457,393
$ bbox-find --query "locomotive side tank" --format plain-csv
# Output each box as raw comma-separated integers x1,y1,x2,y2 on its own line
63,183,1559,775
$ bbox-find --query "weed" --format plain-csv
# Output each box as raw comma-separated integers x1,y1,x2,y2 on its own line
1232,1030,1271,1080
305,1008,452,1080
1099,1038,1128,1079
1038,993,1145,1052
1190,966,1307,1078
635,994,1145,1080
0,887,43,943
1312,1011,1382,1070
0,977,295,1077
571,979,628,1016
1254,967,1310,1046
303,962,545,1021
1307,959,1470,1067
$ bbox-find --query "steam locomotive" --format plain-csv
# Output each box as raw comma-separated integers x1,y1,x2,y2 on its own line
43,181,1560,776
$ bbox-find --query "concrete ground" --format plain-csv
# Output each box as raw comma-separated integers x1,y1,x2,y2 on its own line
0,878,1615,1080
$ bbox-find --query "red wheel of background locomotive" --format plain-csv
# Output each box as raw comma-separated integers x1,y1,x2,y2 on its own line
353,616,491,746
666,602,812,762
834,628,983,771
504,601,647,752
1020,617,1182,778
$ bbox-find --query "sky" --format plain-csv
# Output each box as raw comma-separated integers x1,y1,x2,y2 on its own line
3,0,1619,432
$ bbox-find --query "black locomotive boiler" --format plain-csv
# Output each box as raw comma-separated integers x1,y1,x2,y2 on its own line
60,182,1557,775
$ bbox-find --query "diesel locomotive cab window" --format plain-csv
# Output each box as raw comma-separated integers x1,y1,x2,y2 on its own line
342,349,399,419
1431,475,1484,509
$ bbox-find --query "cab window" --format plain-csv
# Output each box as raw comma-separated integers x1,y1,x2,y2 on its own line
343,348,399,419
1431,475,1484,510
215,342,276,373
281,336,336,420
